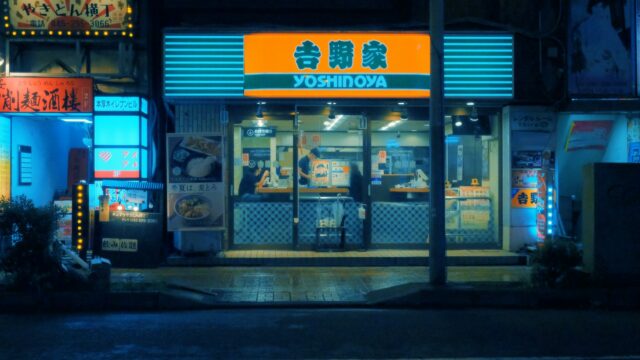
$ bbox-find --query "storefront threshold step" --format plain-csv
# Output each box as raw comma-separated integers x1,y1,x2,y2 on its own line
165,254,526,267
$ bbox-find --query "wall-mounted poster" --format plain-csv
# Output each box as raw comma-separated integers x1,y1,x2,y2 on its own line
310,160,330,187
565,120,613,151
512,169,539,188
568,0,634,96
330,160,350,187
167,134,224,231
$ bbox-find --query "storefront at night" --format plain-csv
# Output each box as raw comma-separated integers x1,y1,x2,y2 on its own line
162,31,517,255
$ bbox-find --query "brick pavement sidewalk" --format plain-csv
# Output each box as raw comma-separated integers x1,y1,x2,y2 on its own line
111,266,531,304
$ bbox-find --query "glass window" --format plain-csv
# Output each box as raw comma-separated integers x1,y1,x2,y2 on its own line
445,114,499,247
231,105,294,246
298,106,364,249
371,108,430,246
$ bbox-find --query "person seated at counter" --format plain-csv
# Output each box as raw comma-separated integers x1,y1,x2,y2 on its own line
349,162,363,203
238,166,269,200
298,147,320,186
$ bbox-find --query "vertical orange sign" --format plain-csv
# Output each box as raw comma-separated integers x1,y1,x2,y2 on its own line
244,33,430,98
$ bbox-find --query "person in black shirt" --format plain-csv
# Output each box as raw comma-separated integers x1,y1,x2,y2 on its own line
238,167,269,199
298,147,320,185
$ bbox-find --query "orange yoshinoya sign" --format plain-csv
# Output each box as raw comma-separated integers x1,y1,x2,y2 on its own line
243,33,431,98
0,77,93,113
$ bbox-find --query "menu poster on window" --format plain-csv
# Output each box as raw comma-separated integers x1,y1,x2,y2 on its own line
330,160,350,187
167,134,223,183
445,210,460,230
512,169,539,188
311,160,330,186
167,133,225,231
460,209,490,230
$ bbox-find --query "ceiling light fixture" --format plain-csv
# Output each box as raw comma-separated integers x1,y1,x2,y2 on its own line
469,106,479,122
61,118,92,124
466,101,475,106
400,109,409,120
256,102,264,119
454,119,463,127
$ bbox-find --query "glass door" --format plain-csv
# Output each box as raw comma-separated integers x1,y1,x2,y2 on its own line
230,104,295,247
296,105,365,249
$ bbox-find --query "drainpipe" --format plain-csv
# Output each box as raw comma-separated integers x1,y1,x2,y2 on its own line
429,0,447,285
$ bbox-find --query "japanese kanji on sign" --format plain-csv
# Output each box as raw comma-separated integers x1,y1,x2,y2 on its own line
244,33,431,98
0,77,93,113
4,0,131,32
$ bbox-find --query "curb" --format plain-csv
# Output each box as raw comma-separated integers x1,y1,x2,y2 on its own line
0,285,638,312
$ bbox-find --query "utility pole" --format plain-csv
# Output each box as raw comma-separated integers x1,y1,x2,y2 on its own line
429,0,447,285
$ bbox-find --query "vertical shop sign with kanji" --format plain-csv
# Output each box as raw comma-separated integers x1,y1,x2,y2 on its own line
0,78,93,113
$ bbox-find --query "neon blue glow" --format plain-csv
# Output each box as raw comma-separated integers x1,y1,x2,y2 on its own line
445,93,513,97
165,42,243,46
548,229,552,235
165,80,244,84
548,213,552,218
165,61,244,65
445,81,512,84
548,196,553,201
444,68,512,72
548,188,553,193
445,55,513,59
445,74,513,78
165,86,244,90
548,221,552,225
165,74,244,78
445,61,512,65
94,96,140,112
444,43,512,46
165,35,243,39
165,55,244,59
165,93,243,97
141,149,148,179
548,205,552,209
445,87,512,90
444,36,512,40
141,117,148,147
165,48,243,52
94,115,140,146
165,67,243,71
444,49,512,53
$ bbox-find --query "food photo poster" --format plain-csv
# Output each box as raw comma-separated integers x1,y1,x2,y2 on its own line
166,134,225,231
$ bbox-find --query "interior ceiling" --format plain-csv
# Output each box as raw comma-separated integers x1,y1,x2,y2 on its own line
238,114,430,133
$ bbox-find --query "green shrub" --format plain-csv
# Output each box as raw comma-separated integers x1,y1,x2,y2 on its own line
531,238,585,288
0,196,65,293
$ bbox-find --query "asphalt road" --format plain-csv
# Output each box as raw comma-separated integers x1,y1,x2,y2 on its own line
1,309,639,359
